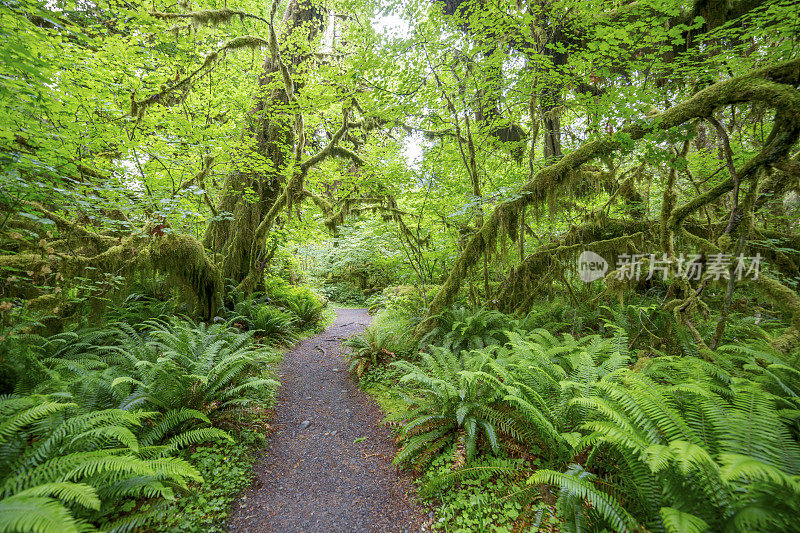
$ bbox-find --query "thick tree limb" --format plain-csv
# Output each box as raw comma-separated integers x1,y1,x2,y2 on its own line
414,59,800,339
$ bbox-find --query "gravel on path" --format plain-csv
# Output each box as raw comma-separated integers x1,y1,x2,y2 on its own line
226,308,428,533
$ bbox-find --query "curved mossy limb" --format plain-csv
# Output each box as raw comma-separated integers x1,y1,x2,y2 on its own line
494,220,651,314
414,59,800,341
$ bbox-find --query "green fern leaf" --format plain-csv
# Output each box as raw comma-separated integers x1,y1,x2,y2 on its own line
0,495,82,533
659,506,709,533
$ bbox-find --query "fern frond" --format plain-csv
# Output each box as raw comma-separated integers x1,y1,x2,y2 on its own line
159,427,233,456
0,400,75,442
12,482,100,510
659,506,709,533
529,468,641,532
0,495,84,533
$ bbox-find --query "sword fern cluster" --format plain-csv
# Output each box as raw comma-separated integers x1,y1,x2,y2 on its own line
393,314,800,532
0,317,279,532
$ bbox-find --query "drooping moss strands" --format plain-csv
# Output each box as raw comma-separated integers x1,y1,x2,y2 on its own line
301,189,334,217
322,197,383,231
668,115,800,232
758,274,800,353
144,235,222,320
131,37,269,118
414,59,800,340
72,234,222,320
149,9,270,27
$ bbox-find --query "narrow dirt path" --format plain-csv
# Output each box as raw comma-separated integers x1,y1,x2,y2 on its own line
227,308,427,533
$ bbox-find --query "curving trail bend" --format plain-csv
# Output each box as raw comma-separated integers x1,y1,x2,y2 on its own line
227,308,427,533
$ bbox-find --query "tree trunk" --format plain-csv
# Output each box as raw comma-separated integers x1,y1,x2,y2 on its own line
204,0,324,287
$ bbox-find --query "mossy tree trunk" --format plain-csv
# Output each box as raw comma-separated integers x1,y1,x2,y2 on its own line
203,0,325,287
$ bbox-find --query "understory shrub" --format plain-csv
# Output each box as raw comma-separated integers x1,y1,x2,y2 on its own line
368,285,440,317
283,296,323,328
344,327,399,378
422,306,517,355
246,306,298,345
104,292,177,328
321,281,365,305
222,277,324,340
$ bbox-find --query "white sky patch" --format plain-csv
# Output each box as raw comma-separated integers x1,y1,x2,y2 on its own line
402,132,424,169
322,13,336,54
371,13,411,39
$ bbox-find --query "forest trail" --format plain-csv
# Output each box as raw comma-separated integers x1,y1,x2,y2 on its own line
226,308,427,532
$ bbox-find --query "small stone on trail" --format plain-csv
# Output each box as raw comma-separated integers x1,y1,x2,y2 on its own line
299,420,311,430
331,430,337,436
332,368,340,372
305,396,312,400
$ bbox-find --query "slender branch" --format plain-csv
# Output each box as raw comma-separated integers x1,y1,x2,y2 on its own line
21,200,117,248
707,116,740,234
131,36,268,117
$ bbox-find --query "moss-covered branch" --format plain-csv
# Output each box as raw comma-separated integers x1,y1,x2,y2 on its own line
414,59,800,339
149,8,270,26
756,275,800,353
1,233,221,320
495,219,651,313
131,36,269,118
21,200,118,248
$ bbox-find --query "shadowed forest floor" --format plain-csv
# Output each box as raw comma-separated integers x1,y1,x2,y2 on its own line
226,308,428,532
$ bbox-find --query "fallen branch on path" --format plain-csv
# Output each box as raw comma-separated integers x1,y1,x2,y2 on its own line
362,452,388,459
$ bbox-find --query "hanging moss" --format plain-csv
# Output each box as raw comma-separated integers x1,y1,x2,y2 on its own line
757,275,800,353
414,59,800,341
323,196,383,230
141,235,222,319
223,36,270,51
149,9,269,27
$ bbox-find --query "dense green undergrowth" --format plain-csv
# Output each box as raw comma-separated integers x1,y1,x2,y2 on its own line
350,292,800,532
0,278,326,532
